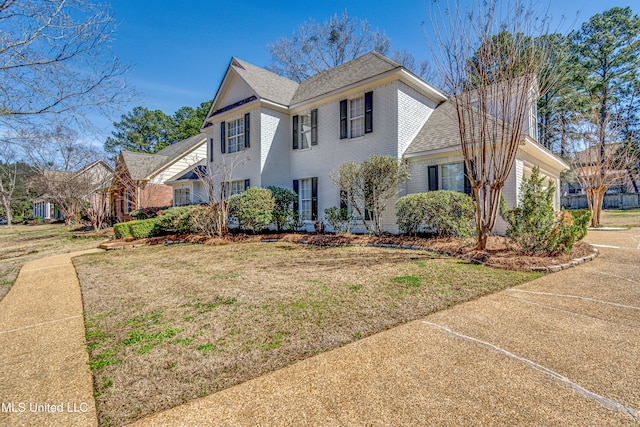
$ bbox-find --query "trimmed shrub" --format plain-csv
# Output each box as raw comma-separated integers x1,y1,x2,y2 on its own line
500,167,590,255
127,219,158,239
266,186,297,231
229,187,275,233
114,219,158,239
155,206,194,233
324,207,354,234
114,222,132,239
396,191,475,237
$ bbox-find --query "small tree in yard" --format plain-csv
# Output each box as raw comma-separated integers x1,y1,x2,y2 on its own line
500,167,590,255
429,0,556,249
229,188,275,234
266,186,297,231
332,155,410,235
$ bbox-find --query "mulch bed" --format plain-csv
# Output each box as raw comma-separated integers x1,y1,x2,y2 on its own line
103,232,597,273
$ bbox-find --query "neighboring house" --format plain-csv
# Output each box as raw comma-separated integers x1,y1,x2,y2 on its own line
111,133,207,221
166,161,210,206
31,160,113,220
201,52,569,234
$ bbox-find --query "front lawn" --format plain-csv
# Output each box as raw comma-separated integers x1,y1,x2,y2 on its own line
75,242,539,426
0,224,105,301
600,209,640,228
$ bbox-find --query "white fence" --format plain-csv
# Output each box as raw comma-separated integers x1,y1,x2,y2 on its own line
561,193,640,210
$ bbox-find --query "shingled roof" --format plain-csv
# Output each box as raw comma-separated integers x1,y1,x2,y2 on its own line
231,58,299,106
120,133,207,181
291,52,402,105
405,101,462,155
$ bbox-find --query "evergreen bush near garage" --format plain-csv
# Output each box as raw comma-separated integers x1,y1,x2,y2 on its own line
127,219,158,239
500,167,591,255
114,222,132,239
396,191,475,237
229,187,275,233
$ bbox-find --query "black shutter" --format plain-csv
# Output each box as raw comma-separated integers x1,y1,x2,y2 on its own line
209,138,214,162
221,182,228,199
311,109,318,145
220,122,226,153
292,115,299,149
340,100,348,139
464,161,472,195
311,177,318,220
340,190,348,210
292,180,299,213
428,165,438,191
244,179,250,190
244,113,250,148
364,91,373,134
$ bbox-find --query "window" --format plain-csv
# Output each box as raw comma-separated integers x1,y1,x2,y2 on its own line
293,177,318,221
349,97,365,138
224,179,249,198
174,188,190,206
340,92,373,139
221,114,250,154
441,163,465,192
227,118,244,153
293,109,317,149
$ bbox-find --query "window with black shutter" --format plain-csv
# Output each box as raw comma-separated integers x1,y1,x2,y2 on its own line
220,121,226,153
244,113,250,148
339,100,348,139
428,165,439,191
292,115,299,149
364,91,373,133
311,109,318,145
311,177,318,220
464,161,473,195
244,179,250,190
340,190,348,210
292,179,299,213
209,138,214,162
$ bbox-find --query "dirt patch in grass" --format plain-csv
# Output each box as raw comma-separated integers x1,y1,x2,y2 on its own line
0,224,105,301
75,242,539,426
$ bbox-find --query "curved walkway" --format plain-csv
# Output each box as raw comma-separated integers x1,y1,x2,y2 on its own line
0,249,102,427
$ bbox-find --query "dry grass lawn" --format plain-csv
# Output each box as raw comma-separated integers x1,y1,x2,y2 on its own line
600,209,640,228
75,242,540,426
0,224,105,301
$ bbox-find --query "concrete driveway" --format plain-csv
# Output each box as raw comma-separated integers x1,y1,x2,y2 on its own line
133,229,640,426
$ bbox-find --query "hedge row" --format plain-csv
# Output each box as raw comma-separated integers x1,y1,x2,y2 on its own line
114,218,158,239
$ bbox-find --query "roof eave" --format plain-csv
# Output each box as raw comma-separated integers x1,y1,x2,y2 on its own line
522,134,570,171
143,137,207,181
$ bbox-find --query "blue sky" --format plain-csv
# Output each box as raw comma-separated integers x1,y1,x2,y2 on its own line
101,0,637,140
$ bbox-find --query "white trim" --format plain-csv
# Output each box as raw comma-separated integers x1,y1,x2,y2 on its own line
521,135,570,171
403,145,460,159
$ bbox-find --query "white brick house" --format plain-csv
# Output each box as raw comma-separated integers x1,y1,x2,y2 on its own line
201,52,568,234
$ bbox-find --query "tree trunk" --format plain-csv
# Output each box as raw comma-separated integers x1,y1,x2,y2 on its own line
588,187,606,228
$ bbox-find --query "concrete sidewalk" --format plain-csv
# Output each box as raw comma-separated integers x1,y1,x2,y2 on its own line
132,229,640,426
0,249,102,427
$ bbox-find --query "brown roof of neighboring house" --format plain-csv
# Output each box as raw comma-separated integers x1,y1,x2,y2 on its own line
120,133,207,181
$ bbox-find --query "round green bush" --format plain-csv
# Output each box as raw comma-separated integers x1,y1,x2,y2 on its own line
396,191,475,237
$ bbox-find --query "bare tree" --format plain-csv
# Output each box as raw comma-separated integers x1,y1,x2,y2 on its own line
569,110,639,227
331,155,410,236
0,0,132,131
390,49,441,85
194,155,249,236
0,148,18,225
84,165,113,230
268,11,391,82
429,0,556,249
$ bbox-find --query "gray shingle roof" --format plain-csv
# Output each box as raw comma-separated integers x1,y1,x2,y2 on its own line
121,151,168,181
232,58,299,106
405,101,462,155
121,133,207,180
290,52,401,105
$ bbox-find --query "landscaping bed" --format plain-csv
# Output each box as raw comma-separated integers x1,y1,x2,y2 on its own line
75,242,540,426
102,232,597,272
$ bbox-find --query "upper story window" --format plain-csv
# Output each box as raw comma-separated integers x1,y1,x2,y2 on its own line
227,118,244,153
220,113,250,154
293,109,318,149
340,91,373,139
349,97,365,138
